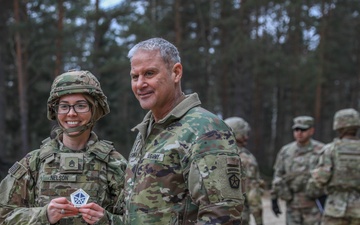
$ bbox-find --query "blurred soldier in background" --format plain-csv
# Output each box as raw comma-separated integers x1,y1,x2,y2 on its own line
0,70,127,224
271,116,325,225
308,108,360,225
225,117,264,225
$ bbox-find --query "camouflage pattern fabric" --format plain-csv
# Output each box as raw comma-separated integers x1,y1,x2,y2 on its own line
0,131,127,224
238,147,264,225
124,93,244,225
271,139,325,225
47,70,109,122
332,108,360,130
309,137,360,223
292,116,314,129
321,216,360,225
286,207,321,224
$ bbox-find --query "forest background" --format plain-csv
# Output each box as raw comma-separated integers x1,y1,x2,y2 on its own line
0,0,359,184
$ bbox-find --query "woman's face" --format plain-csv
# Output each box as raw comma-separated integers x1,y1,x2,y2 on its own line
56,93,92,136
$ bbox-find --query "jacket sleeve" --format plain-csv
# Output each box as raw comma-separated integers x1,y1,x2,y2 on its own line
271,148,285,199
99,150,127,225
187,129,244,225
309,144,334,189
0,151,50,224
247,161,264,225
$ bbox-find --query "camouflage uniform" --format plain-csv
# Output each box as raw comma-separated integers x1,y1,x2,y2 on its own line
0,132,127,224
238,148,264,225
124,93,244,225
308,108,360,225
0,70,127,224
224,117,264,225
271,116,324,225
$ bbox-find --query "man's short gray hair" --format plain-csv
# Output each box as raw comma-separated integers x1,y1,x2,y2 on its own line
127,38,181,67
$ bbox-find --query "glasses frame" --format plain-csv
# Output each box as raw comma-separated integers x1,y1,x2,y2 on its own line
54,102,91,114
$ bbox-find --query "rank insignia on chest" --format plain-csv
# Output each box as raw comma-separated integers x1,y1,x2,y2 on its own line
60,153,84,173
70,188,90,207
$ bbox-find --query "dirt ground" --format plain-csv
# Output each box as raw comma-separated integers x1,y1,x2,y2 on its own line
250,190,286,225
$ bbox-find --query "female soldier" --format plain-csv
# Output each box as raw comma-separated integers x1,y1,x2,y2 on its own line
0,70,127,224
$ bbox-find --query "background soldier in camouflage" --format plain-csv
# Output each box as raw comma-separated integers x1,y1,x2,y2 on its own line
308,108,360,225
124,37,244,224
271,116,324,225
0,70,127,224
224,117,264,225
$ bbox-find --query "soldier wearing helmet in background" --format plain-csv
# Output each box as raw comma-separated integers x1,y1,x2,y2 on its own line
308,108,360,225
271,116,325,225
224,117,264,225
0,70,127,224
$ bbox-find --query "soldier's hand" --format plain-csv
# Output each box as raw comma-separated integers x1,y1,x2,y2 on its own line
47,197,79,224
78,202,105,224
271,198,282,217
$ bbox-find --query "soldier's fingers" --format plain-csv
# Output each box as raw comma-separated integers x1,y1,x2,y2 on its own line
81,213,100,224
46,204,63,224
51,197,71,204
79,204,105,222
79,202,104,215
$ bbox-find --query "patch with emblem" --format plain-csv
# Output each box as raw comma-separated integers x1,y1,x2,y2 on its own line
60,153,83,173
8,162,27,179
229,174,240,189
8,162,21,175
144,152,164,161
65,157,78,169
70,188,90,207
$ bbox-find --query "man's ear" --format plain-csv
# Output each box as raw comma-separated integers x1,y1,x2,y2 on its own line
172,63,182,82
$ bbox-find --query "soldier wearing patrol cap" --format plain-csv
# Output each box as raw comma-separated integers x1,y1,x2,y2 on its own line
308,108,360,225
224,117,264,225
0,70,127,224
271,115,325,225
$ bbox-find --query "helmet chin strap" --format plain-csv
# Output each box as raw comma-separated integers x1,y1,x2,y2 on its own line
60,122,94,137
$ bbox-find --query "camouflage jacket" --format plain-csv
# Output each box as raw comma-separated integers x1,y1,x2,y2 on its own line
309,138,360,218
271,139,324,208
124,93,244,225
0,131,127,225
238,147,263,225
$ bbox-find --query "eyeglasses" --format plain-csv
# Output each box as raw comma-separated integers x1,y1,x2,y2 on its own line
54,102,90,114
293,128,309,132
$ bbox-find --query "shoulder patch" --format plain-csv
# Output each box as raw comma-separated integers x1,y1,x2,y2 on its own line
8,161,27,179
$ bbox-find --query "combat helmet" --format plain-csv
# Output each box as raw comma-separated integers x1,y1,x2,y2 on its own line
333,108,360,130
47,70,110,135
224,117,250,140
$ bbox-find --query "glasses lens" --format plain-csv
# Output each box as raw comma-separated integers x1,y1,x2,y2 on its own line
55,104,70,114
55,103,90,114
74,103,90,113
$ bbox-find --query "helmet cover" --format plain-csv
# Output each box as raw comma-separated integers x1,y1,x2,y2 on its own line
224,117,250,139
333,108,360,130
47,70,109,122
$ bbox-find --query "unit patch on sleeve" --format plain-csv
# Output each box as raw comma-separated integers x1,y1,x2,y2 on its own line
229,174,240,189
